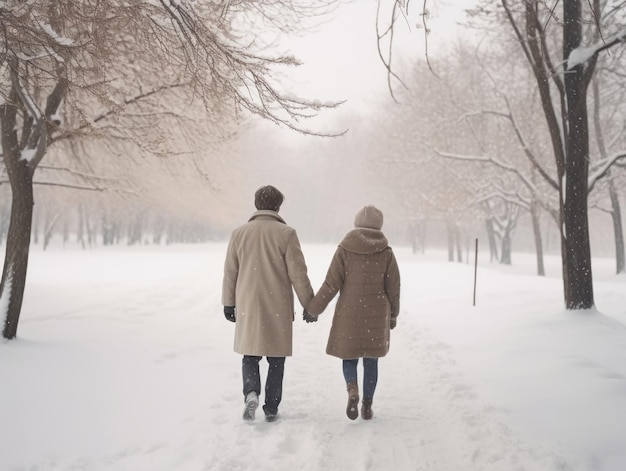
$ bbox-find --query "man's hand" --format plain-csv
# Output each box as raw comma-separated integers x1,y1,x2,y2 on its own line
303,310,318,323
224,306,236,322
390,317,397,330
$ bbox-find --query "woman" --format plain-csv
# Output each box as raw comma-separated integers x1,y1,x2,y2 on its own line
305,205,401,420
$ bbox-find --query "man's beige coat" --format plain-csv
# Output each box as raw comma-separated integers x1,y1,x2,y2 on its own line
222,210,313,357
306,228,401,359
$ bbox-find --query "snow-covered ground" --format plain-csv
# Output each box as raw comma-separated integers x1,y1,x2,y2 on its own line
1,243,625,471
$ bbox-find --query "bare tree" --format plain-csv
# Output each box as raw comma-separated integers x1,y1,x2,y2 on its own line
0,0,340,339
379,0,626,308
591,61,626,274
497,0,626,308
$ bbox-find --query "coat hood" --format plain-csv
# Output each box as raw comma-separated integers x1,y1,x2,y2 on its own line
340,228,389,255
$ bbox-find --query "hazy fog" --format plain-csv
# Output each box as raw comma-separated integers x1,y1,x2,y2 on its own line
7,0,622,260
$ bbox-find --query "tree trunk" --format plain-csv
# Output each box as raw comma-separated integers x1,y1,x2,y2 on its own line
500,227,512,265
102,213,114,245
43,211,60,251
62,219,69,247
1,101,35,339
85,212,94,248
531,199,545,276
0,173,34,339
410,220,427,255
485,217,499,262
608,180,625,274
153,217,164,245
446,220,454,262
562,0,594,309
592,71,625,275
510,0,596,309
77,204,86,249
454,224,463,263
128,213,144,246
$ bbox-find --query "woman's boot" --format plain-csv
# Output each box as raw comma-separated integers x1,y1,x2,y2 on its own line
361,398,373,420
346,381,359,420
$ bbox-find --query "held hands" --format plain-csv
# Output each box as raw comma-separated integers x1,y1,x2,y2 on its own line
224,306,236,322
303,310,318,323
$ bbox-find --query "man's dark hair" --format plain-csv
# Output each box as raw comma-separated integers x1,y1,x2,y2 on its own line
254,185,284,212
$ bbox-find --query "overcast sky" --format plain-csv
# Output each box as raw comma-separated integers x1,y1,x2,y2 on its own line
228,1,480,240
276,0,477,128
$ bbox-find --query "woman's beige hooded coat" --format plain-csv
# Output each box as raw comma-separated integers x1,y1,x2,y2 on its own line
222,210,313,357
306,206,401,359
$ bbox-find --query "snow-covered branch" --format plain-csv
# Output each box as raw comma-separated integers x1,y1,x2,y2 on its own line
567,27,626,69
435,150,538,196
476,191,530,212
91,83,189,125
0,180,137,196
436,149,558,220
38,165,121,182
588,151,626,192
462,103,559,191
158,0,345,136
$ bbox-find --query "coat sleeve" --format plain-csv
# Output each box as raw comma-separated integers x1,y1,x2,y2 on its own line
221,234,239,306
385,249,401,319
306,247,345,316
285,230,314,308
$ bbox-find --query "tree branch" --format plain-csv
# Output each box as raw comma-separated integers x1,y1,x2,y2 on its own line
588,151,626,192
0,179,135,194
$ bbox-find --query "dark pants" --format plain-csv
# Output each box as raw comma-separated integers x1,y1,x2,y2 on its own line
342,358,379,400
242,355,285,415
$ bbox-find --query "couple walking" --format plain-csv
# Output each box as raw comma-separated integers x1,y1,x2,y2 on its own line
221,185,401,422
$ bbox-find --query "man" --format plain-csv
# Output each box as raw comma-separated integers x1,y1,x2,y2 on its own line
222,185,313,422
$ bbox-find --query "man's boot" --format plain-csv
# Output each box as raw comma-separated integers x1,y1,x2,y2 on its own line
346,381,359,420
243,391,259,421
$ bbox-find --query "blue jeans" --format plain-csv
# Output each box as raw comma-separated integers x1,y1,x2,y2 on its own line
342,358,379,400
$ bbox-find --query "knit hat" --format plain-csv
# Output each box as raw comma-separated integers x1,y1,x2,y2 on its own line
354,205,384,230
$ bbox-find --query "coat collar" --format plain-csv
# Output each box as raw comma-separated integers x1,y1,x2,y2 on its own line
340,228,388,254
248,210,286,224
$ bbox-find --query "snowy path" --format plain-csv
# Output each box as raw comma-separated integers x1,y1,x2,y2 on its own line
0,244,606,470
188,313,571,471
